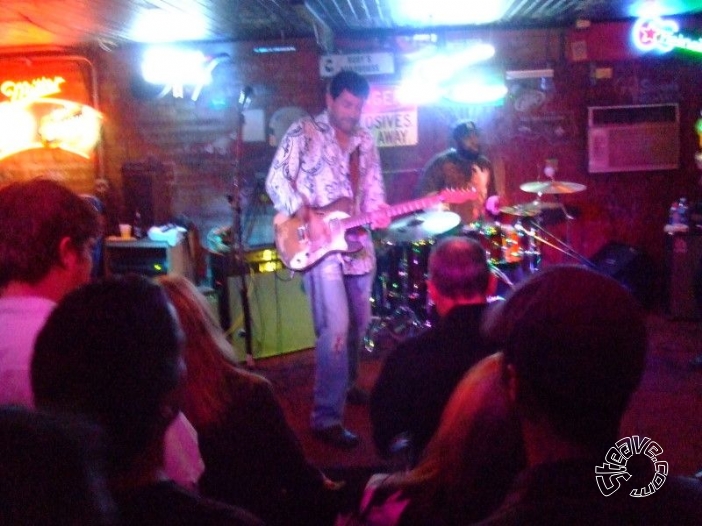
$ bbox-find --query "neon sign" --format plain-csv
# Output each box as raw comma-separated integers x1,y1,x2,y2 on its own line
1,76,65,102
0,76,102,160
633,17,702,54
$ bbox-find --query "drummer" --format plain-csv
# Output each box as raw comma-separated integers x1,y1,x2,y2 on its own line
414,120,502,225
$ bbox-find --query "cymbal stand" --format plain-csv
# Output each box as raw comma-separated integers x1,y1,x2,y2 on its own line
515,216,542,274
390,243,430,333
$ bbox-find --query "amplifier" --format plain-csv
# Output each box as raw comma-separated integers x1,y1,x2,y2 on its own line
103,238,193,279
227,271,315,360
207,246,314,359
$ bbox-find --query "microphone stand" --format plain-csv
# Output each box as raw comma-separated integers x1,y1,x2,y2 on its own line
229,88,255,367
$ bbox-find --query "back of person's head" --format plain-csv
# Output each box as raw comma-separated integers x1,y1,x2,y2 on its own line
0,405,117,526
482,265,647,452
428,236,490,299
31,275,184,473
329,70,370,100
156,275,236,429
0,179,100,288
392,353,525,523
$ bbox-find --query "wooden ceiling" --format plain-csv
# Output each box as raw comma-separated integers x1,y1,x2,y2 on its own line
0,0,700,52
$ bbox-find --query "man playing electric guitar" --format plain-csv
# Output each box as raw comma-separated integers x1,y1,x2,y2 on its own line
266,71,390,449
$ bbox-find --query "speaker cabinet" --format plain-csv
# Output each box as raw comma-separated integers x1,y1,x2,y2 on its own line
591,241,655,309
227,271,315,360
664,233,702,320
121,161,171,229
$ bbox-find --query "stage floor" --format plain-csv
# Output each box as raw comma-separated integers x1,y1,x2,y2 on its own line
250,311,702,478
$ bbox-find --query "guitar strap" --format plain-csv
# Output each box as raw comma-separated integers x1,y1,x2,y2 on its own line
349,145,361,211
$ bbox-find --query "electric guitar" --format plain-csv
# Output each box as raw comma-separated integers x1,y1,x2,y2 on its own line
273,188,477,271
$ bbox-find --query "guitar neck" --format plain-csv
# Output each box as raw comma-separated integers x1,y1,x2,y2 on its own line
341,194,446,230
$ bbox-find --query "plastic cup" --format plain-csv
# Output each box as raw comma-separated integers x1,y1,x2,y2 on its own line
119,224,132,239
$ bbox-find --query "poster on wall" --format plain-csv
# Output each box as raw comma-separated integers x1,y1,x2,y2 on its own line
362,84,418,148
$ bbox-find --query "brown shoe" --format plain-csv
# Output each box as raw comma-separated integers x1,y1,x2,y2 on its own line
347,385,369,405
312,425,360,449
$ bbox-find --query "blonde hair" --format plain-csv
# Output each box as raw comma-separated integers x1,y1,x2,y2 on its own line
156,275,238,429
375,353,524,524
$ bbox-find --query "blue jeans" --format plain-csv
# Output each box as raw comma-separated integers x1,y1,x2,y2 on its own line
303,257,373,430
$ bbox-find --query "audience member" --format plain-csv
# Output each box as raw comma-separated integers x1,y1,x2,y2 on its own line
0,405,117,526
0,179,100,406
31,276,263,526
342,353,524,525
477,265,702,525
370,236,494,464
158,274,344,525
0,178,203,489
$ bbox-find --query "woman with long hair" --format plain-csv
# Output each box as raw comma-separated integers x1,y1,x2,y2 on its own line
343,352,525,525
157,275,342,526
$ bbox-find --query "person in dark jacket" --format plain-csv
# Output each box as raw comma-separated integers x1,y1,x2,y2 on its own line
370,236,495,465
477,265,702,525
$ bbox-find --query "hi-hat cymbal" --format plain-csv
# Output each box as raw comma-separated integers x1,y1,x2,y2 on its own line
520,180,587,194
500,201,562,217
385,211,460,244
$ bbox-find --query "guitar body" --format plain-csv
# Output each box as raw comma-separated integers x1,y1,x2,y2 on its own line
274,198,363,271
273,189,477,271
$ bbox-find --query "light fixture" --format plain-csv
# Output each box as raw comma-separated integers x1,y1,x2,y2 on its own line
505,69,554,80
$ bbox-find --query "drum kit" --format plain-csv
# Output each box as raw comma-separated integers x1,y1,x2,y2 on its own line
364,178,587,354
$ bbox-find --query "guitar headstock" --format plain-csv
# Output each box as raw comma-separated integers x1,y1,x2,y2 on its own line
439,187,478,204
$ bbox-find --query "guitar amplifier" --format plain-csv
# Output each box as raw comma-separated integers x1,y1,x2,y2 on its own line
103,238,193,279
226,271,315,360
208,245,314,360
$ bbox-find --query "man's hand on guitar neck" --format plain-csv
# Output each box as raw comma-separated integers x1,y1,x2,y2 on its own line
369,203,391,229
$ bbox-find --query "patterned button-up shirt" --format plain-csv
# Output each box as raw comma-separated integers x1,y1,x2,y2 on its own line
266,111,386,275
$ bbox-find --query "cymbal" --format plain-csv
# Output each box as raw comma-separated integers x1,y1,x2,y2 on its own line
385,211,460,244
500,201,562,217
520,180,587,194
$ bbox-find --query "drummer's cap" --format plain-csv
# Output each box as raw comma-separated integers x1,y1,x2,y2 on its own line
452,121,479,141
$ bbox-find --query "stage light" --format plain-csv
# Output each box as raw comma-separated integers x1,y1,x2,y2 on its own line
141,47,210,86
